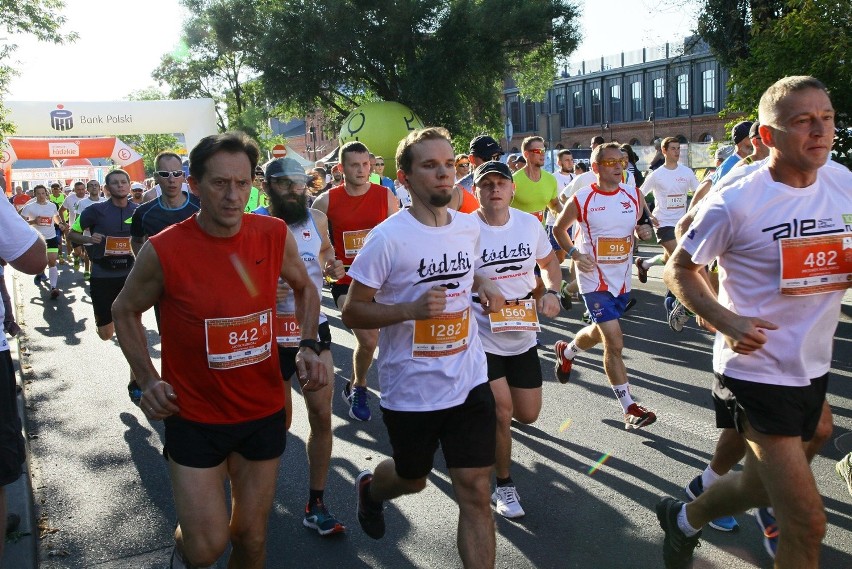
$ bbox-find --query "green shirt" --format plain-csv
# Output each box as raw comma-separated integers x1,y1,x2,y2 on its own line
511,169,558,222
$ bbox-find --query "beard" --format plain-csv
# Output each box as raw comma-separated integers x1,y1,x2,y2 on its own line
429,192,452,207
269,191,309,225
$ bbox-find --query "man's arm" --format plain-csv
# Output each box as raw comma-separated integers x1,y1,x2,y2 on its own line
553,200,595,273
8,238,47,275
313,210,344,281
342,280,447,329
386,188,400,216
311,192,329,214
535,252,561,318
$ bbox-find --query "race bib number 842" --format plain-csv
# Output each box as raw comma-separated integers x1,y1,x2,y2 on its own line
205,310,273,369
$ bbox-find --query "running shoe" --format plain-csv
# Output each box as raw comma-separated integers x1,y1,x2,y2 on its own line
753,507,778,559
33,273,46,286
50,288,61,299
635,257,648,283
623,403,657,430
667,298,689,333
553,340,573,384
581,310,591,324
348,385,371,421
303,500,345,536
657,496,701,569
128,381,143,406
837,453,852,497
491,485,525,519
558,280,572,311
684,475,739,532
355,470,385,539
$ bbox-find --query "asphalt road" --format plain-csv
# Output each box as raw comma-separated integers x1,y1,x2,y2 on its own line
4,254,851,569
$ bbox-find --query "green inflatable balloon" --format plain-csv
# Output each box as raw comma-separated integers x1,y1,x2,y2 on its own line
338,101,425,180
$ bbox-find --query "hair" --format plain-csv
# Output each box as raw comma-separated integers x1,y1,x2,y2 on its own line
758,75,829,129
33,184,47,194
521,136,545,151
154,151,182,170
591,135,605,147
574,162,589,173
396,127,452,174
189,132,260,181
339,141,370,166
620,144,639,164
50,182,61,188
105,169,130,185
661,137,679,151
591,142,622,163
557,149,573,160
455,153,468,165
73,181,86,188
86,179,100,188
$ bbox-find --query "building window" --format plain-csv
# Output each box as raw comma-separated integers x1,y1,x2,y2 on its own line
510,99,520,130
702,69,716,112
524,100,536,132
610,84,622,122
677,74,689,115
631,81,642,120
573,90,583,126
556,93,568,128
653,77,665,118
591,88,602,124
700,132,713,143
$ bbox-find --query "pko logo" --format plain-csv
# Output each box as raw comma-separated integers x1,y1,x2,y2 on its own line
50,105,73,131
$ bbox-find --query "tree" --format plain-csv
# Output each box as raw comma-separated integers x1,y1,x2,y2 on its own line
115,88,180,176
192,0,580,150
697,0,850,167
0,0,76,135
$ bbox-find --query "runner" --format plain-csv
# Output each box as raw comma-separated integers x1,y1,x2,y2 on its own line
75,180,104,280
657,75,850,569
112,132,326,569
59,181,87,270
471,160,562,518
20,185,66,298
551,142,656,429
255,156,347,536
343,127,504,569
311,141,399,422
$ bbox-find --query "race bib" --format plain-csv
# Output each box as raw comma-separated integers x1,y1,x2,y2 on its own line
275,312,301,346
343,229,371,257
104,236,132,256
596,236,632,264
489,299,540,333
204,310,272,369
779,234,852,296
412,308,470,358
667,194,687,210
36,216,53,226
530,210,545,222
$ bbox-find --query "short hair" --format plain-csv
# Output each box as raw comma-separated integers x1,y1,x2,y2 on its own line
557,149,573,159
574,162,589,173
591,142,622,164
189,132,260,181
50,182,61,188
105,169,130,185
33,184,47,193
73,181,85,189
86,179,100,188
661,137,680,151
591,135,605,147
758,75,829,129
620,144,639,164
339,141,370,165
455,153,468,165
155,151,182,170
396,127,452,174
521,136,545,151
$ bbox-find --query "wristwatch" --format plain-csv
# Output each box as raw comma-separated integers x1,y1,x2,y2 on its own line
545,289,560,296
298,338,321,355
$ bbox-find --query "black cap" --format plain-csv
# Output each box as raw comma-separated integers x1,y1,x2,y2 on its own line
264,157,309,181
732,121,753,145
469,135,503,160
748,121,761,139
473,160,513,184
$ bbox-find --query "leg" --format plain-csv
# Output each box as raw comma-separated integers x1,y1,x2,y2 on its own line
302,350,335,491
804,400,832,461
351,327,378,388
489,379,512,480
709,427,746,476
226,454,281,569
97,322,115,341
368,458,427,501
449,466,495,569
509,386,541,425
596,319,627,387
169,460,231,567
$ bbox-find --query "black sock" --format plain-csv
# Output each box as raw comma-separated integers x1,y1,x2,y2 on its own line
496,476,513,487
308,489,324,506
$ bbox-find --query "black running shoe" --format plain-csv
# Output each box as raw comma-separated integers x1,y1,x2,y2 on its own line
356,470,385,539
657,496,701,569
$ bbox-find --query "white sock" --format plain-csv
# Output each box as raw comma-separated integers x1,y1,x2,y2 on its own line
643,254,664,270
677,504,701,536
49,265,58,288
767,507,775,517
701,465,721,489
612,382,635,412
563,341,583,360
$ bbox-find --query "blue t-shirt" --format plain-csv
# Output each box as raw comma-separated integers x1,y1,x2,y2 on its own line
130,192,200,239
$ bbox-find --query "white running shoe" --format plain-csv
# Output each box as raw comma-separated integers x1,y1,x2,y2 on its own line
491,485,525,519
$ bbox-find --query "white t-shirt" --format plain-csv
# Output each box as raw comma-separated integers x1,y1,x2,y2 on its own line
548,171,575,226
20,201,58,240
571,183,643,295
1,198,41,351
61,193,85,225
642,164,699,227
75,196,102,216
474,209,552,356
563,170,597,202
682,164,852,386
347,209,487,412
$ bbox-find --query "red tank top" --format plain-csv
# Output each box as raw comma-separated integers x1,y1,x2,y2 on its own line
150,214,287,424
326,183,389,284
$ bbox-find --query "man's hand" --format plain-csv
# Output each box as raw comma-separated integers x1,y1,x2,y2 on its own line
140,379,180,420
410,286,448,319
574,253,596,273
89,232,104,244
295,349,328,392
476,280,505,315
722,315,779,354
323,258,345,281
536,293,560,318
635,223,653,241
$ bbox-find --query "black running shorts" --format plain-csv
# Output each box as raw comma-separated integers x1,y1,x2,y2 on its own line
278,321,332,381
381,382,496,479
485,346,542,389
91,276,127,327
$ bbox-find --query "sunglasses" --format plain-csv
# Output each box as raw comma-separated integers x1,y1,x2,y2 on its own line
527,148,546,155
598,158,628,168
456,162,470,168
375,162,385,166
156,170,185,178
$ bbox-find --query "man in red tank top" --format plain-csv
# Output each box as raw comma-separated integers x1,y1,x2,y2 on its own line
113,132,326,569
312,141,399,422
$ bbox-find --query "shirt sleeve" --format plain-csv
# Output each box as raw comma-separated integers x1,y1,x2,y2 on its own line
347,226,392,291
679,192,734,266
0,198,40,262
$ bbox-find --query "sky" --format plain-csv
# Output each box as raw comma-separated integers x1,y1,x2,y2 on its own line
5,0,700,102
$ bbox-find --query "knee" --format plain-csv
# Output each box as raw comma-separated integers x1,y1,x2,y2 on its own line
494,398,513,428
306,403,332,432
358,334,378,353
97,326,114,341
812,413,833,448
180,533,228,567
783,507,826,546
513,407,540,425
230,524,267,558
400,476,428,495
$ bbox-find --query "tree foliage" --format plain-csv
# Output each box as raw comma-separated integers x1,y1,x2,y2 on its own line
0,0,75,135
697,0,851,167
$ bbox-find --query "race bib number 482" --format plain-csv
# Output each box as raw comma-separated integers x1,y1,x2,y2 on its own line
779,234,852,295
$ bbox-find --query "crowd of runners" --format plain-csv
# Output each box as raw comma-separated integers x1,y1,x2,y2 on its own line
1,75,850,568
